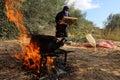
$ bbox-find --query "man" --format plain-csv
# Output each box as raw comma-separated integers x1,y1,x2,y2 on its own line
55,6,70,41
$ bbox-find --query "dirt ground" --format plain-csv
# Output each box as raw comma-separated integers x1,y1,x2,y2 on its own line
0,40,120,80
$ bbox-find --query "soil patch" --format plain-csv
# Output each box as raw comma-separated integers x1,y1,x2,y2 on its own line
0,40,120,80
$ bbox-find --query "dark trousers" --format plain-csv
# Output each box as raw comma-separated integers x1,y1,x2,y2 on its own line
55,24,68,38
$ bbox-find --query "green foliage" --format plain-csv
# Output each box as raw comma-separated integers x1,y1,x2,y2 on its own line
67,5,95,41
67,36,88,43
22,0,95,36
22,0,66,34
104,13,120,41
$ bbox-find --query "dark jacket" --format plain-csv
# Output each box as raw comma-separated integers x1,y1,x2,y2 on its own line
55,10,69,24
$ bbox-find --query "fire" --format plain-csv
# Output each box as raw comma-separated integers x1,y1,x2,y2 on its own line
5,0,28,37
5,0,54,73
13,41,41,73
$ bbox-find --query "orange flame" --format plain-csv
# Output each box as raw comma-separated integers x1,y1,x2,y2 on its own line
13,42,41,73
5,0,28,39
5,0,54,73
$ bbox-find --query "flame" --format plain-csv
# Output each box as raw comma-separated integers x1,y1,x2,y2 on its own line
13,41,54,73
24,42,41,73
5,0,54,73
5,0,28,38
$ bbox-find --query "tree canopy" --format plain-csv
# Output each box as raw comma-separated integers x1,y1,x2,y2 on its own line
104,13,120,40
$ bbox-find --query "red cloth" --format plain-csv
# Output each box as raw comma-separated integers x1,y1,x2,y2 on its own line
70,39,116,49
97,40,116,48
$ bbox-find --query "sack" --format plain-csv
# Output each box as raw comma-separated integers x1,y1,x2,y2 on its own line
86,34,96,47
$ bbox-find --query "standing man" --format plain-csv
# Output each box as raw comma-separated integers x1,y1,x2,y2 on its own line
55,5,70,41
